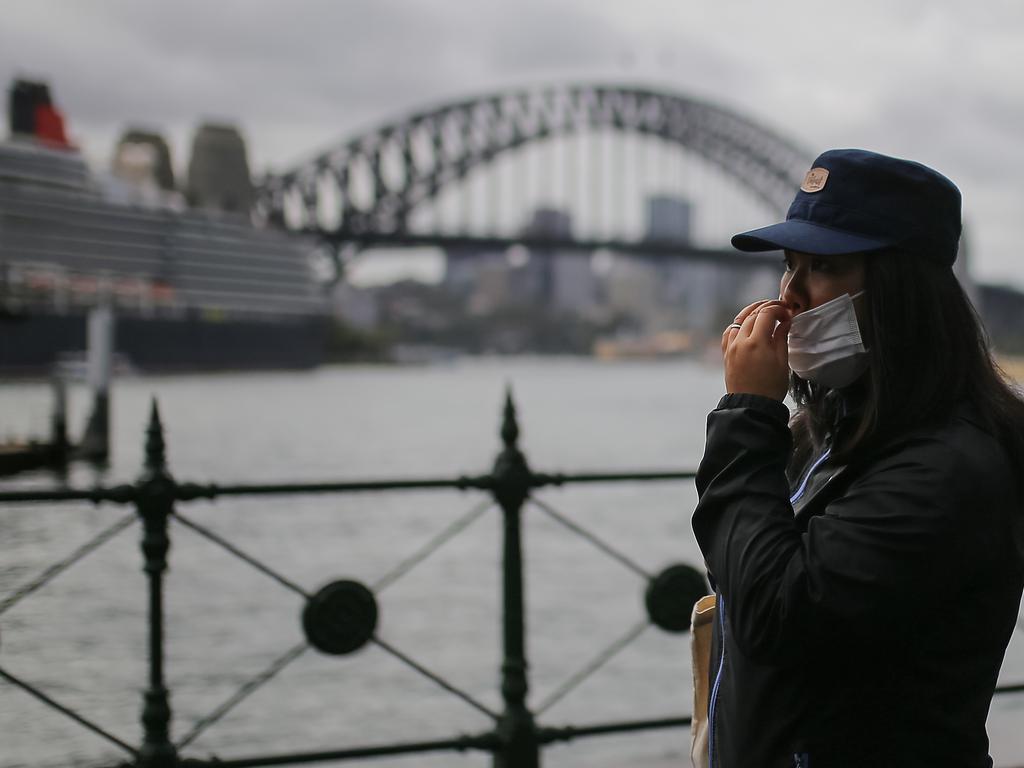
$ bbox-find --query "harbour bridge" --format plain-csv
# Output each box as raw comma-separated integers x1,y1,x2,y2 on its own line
5,84,1020,768
254,84,812,277
0,81,821,375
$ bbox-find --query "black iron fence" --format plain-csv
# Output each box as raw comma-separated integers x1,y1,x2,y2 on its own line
5,391,1024,768
0,390,710,768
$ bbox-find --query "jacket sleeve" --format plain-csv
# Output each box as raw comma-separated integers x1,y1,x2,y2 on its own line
692,393,969,664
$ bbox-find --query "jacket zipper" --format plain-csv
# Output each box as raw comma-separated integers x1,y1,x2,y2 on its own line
707,448,831,768
790,447,832,505
708,593,726,768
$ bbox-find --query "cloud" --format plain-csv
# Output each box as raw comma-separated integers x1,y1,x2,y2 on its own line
2,0,1023,286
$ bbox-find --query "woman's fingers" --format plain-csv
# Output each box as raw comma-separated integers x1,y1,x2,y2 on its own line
720,303,790,399
751,303,791,342
733,300,763,321
735,300,787,334
721,301,793,401
733,299,773,326
721,321,743,355
723,299,790,355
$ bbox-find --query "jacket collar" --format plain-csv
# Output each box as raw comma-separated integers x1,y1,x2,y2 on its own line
792,458,853,523
790,390,864,522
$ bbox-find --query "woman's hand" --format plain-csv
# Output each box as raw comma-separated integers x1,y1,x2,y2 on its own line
721,300,793,401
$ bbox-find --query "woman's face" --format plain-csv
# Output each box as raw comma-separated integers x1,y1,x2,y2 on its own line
780,250,866,316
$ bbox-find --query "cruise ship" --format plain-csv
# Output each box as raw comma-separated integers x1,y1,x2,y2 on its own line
0,80,331,374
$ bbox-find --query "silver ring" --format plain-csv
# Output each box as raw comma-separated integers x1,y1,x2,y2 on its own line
727,323,743,331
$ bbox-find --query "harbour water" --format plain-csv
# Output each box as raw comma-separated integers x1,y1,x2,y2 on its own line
2,357,1024,767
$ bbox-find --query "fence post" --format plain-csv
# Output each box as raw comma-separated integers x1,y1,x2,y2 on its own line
135,400,178,768
491,389,539,768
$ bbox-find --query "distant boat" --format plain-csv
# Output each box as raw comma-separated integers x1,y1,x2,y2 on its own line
592,330,694,360
0,439,63,476
52,350,138,382
0,78,332,375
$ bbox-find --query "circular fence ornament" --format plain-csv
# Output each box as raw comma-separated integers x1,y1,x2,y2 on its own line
644,563,709,634
302,580,378,655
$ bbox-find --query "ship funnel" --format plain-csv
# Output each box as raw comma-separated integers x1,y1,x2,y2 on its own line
8,78,71,147
112,129,175,191
185,122,253,213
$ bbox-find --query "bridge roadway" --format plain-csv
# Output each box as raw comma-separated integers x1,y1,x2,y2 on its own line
316,230,779,267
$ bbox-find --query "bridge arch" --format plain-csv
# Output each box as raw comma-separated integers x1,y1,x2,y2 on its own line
256,84,811,235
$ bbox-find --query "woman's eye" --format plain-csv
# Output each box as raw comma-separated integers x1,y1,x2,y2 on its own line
782,258,793,272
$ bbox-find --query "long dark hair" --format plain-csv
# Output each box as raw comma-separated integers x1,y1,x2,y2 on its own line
789,250,1024,474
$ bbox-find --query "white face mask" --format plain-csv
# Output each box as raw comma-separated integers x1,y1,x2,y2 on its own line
787,291,869,389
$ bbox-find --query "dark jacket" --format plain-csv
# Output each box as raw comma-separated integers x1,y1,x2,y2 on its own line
692,393,1024,768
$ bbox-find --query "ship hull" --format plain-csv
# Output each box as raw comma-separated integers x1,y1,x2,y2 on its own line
1,311,329,375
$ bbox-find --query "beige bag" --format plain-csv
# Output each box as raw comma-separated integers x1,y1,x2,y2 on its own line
690,594,717,768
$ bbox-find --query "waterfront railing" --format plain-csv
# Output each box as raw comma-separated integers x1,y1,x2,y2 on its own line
0,391,708,768
3,393,1024,768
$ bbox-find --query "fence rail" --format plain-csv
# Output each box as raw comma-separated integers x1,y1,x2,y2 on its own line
4,391,1023,768
0,390,707,768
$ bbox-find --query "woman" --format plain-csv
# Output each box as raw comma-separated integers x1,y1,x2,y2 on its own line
692,149,1024,767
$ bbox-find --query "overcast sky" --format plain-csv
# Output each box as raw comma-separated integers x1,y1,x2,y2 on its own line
3,0,1023,288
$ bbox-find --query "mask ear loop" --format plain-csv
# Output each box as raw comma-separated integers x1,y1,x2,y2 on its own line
849,290,869,352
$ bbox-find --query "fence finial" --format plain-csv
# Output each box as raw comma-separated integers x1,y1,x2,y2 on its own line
144,398,166,473
501,385,519,449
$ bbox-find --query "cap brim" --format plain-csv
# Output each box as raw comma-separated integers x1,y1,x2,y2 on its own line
731,219,892,255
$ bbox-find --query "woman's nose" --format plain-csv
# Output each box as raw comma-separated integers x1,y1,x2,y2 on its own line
780,275,805,313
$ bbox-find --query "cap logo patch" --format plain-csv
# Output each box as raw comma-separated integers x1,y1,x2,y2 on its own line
800,167,829,193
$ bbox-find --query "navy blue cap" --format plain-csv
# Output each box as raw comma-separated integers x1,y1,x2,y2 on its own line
732,149,962,266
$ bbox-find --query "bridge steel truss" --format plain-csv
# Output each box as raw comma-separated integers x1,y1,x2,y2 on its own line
255,84,811,240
